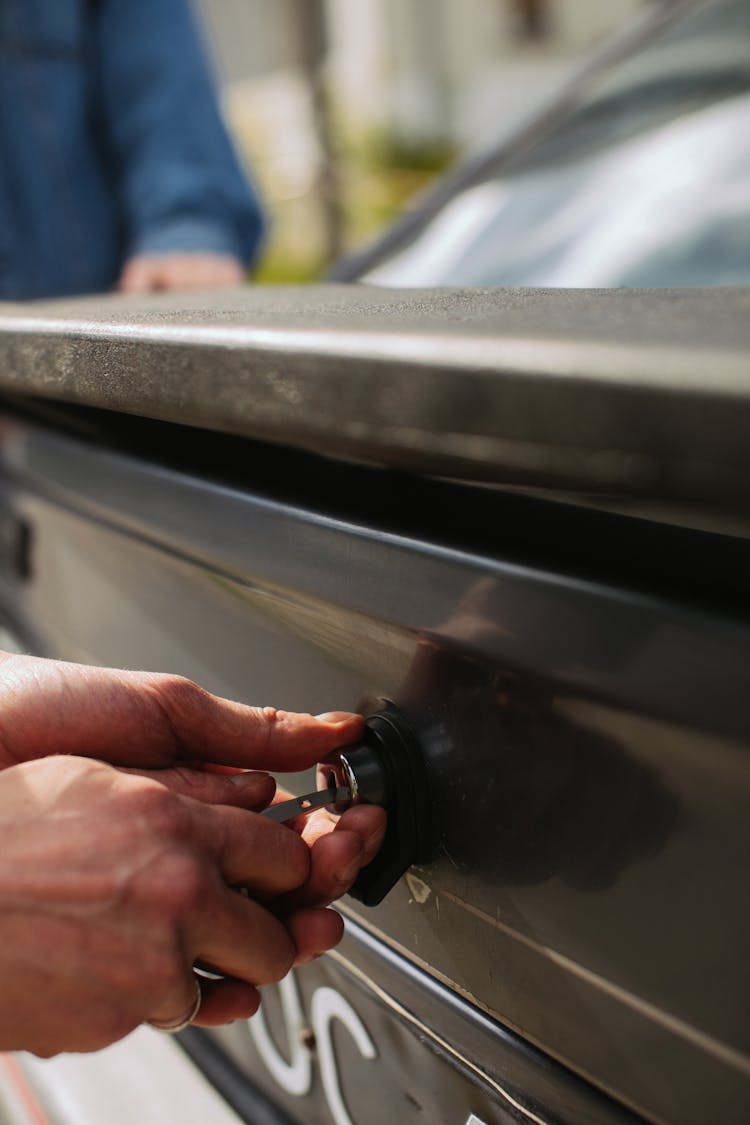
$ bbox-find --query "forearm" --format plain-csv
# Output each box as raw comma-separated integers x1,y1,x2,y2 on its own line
92,0,265,266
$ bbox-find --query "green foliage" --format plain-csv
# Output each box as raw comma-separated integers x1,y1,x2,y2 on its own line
255,126,457,282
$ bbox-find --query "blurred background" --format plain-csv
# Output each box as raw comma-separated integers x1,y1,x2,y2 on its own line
195,0,648,281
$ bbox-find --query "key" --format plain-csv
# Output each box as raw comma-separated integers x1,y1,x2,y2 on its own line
262,785,352,824
317,705,432,906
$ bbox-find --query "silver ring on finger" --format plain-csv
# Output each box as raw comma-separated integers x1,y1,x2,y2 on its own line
147,975,202,1033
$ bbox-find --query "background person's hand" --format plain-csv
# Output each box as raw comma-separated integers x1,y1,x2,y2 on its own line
117,252,245,292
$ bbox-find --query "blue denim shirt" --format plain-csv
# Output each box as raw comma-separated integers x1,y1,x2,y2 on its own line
0,0,264,298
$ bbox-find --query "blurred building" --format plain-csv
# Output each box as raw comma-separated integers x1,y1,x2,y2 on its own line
195,0,647,275
327,0,645,149
200,0,644,145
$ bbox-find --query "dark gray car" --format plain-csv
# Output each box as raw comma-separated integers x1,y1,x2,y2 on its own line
0,2,748,1123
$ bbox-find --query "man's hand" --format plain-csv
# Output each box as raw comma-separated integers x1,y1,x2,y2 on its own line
0,652,386,908
0,652,362,774
117,252,245,292
0,653,387,1053
0,755,330,1055
0,648,386,900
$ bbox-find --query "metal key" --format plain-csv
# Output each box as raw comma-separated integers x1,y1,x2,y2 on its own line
262,786,352,824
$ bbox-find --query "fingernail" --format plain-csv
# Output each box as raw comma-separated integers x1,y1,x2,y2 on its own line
315,711,358,725
365,824,387,852
333,856,362,886
295,951,323,966
229,771,275,793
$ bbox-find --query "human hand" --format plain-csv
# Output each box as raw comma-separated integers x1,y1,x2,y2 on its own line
0,654,385,894
126,767,386,926
264,791,386,915
0,754,331,1055
117,252,245,292
0,652,362,776
0,652,386,1045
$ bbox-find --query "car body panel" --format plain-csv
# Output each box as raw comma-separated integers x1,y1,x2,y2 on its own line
0,332,747,1123
0,287,749,534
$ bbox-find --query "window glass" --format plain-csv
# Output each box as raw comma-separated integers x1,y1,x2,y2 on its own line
364,0,750,288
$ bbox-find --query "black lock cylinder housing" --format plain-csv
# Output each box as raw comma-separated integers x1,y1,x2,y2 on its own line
316,704,432,907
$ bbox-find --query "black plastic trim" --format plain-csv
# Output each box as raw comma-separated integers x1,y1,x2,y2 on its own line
177,1027,296,1125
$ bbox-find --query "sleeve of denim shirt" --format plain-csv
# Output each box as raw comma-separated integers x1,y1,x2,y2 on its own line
91,0,266,268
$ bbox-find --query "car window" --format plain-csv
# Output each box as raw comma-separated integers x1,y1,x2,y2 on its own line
363,0,750,288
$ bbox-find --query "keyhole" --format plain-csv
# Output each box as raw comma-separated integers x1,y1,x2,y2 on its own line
325,770,338,796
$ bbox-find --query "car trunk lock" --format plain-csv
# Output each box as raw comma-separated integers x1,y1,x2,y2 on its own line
263,704,432,906
319,704,432,906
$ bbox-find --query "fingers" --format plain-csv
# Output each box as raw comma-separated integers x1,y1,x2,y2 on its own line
122,766,276,810
0,745,369,1049
147,975,203,1032
141,688,364,772
273,831,363,911
192,978,261,1027
288,908,345,966
302,803,387,868
191,907,346,1023
193,802,311,894
270,797,388,911
119,768,387,908
0,651,364,772
117,253,245,293
175,800,356,984
191,884,297,985
117,257,159,294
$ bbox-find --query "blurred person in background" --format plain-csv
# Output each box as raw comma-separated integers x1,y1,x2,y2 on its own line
0,0,264,299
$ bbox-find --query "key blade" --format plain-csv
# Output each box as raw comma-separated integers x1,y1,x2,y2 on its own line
262,786,351,824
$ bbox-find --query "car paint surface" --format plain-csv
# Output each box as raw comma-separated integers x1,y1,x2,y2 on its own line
0,412,747,1125
0,286,748,532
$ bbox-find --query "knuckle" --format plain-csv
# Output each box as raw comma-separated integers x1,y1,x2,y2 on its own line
136,784,192,840
251,706,282,751
164,765,215,798
154,674,208,714
146,673,212,750
146,852,207,918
